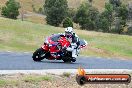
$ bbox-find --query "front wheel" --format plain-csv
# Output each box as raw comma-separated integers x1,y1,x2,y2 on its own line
32,48,46,61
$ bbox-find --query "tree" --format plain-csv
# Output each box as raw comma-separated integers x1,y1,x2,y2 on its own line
0,6,1,11
114,17,123,34
98,14,110,32
128,3,132,21
44,0,68,26
67,8,76,20
38,7,44,14
88,0,93,6
101,3,114,32
109,0,121,8
86,7,99,30
1,0,20,19
100,18,110,32
127,25,132,35
74,2,99,30
116,4,128,27
73,3,88,25
32,4,36,12
63,17,73,28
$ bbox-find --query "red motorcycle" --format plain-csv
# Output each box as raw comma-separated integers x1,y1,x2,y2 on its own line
32,34,87,62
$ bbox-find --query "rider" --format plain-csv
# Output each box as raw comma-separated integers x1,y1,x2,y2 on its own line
64,27,80,62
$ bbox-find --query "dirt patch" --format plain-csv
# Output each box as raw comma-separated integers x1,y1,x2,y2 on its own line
0,73,132,88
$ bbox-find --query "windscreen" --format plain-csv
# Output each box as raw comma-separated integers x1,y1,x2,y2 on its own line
79,39,87,46
50,34,61,42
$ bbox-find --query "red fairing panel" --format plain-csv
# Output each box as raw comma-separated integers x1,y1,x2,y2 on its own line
41,44,49,51
58,36,70,47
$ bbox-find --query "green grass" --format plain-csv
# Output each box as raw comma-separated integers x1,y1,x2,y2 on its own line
62,72,71,78
0,75,52,87
0,79,18,87
0,80,6,86
0,17,132,59
0,17,63,52
77,30,132,58
23,75,52,83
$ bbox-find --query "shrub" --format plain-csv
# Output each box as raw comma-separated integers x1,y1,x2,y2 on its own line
127,26,132,35
1,0,20,19
44,0,68,26
74,2,99,30
63,17,73,28
67,8,76,20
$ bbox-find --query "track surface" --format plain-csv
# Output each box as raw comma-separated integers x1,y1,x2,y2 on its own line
0,52,132,70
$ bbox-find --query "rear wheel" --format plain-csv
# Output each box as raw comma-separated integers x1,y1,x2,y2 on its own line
63,57,76,63
62,56,76,63
32,48,46,61
63,59,71,63
62,52,76,63
71,57,76,62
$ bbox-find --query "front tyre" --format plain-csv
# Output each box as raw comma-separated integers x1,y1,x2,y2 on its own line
32,48,46,61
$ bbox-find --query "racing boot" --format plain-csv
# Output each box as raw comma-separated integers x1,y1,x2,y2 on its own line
71,49,77,62
71,57,76,62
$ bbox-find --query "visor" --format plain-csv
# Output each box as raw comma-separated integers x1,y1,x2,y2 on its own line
65,33,72,38
65,31,72,35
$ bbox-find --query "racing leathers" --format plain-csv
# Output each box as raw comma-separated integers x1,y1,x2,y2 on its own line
64,33,80,58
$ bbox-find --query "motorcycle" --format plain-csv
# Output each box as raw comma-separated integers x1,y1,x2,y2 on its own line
32,33,87,62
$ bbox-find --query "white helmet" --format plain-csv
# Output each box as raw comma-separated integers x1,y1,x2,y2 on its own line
65,27,73,37
65,27,73,33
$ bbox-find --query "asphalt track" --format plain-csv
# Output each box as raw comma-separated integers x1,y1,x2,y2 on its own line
0,52,132,70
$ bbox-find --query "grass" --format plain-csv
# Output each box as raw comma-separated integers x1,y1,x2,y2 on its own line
0,79,18,87
62,72,71,78
0,17,132,59
0,74,52,87
23,75,52,83
24,12,46,24
0,73,131,88
0,17,62,51
76,30,132,58
0,80,6,86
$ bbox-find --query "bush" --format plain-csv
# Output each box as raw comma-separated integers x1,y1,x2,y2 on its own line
44,0,68,26
74,2,99,30
67,8,76,19
99,18,109,32
1,0,20,19
109,0,121,7
38,7,44,14
63,17,73,28
62,72,71,77
127,26,132,35
32,4,36,12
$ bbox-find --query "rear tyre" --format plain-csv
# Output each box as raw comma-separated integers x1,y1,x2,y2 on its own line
63,57,76,63
32,48,46,61
62,57,72,63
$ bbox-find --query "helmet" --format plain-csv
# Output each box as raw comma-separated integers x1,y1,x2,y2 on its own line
65,27,73,38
